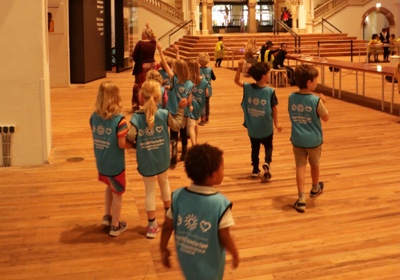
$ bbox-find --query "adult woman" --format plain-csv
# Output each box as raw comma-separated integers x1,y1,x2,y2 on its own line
131,23,157,111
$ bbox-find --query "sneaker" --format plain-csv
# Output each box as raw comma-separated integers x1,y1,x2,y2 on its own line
293,200,306,213
146,224,160,239
102,214,112,226
261,163,271,182
251,167,260,177
109,221,127,237
310,182,324,198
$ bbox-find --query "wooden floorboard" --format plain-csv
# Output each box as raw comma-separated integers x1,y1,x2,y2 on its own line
0,57,399,279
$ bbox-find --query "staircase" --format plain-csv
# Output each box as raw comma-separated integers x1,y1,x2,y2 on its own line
164,33,368,61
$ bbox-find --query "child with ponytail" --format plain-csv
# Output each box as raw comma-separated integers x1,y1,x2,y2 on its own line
127,79,187,238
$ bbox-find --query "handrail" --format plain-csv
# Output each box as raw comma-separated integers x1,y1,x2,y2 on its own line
318,40,354,61
273,20,301,54
321,18,342,33
169,20,193,47
159,23,184,41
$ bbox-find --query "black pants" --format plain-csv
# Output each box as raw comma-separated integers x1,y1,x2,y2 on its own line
216,58,223,67
383,47,389,60
250,134,273,168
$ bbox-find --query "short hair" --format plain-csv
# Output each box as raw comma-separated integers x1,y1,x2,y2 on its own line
294,64,319,90
218,36,223,41
197,52,210,66
247,62,270,81
184,143,223,185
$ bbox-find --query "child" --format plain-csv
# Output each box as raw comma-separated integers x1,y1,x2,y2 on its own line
186,59,208,145
145,70,168,109
214,36,226,67
160,143,239,279
157,43,193,163
234,60,282,181
389,34,396,55
127,79,187,238
158,57,173,91
198,52,216,125
368,34,381,62
288,64,329,213
89,81,133,237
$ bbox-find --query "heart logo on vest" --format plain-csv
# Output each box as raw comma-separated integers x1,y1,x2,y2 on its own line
106,128,112,135
261,99,267,106
200,220,211,232
305,106,312,112
156,126,163,133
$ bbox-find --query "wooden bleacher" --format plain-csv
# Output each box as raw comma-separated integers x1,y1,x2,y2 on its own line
164,33,368,61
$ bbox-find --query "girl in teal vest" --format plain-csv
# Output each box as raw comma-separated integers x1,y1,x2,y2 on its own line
127,79,187,238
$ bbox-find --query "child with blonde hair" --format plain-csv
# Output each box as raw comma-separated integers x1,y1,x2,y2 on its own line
145,70,168,109
186,59,208,145
127,79,187,238
158,57,173,90
198,52,216,125
90,81,133,237
157,43,193,164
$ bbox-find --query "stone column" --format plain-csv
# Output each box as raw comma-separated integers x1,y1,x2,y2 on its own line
207,2,213,34
201,0,208,35
291,5,298,32
306,0,314,33
190,0,200,35
298,4,306,33
248,1,257,33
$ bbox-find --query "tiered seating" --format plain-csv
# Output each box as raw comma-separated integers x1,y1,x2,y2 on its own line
163,33,368,61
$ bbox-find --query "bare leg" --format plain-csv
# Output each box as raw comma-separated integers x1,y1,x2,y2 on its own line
296,165,307,196
310,165,320,186
105,185,112,216
111,192,122,227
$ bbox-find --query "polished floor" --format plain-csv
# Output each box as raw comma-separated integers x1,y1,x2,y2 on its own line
0,56,399,280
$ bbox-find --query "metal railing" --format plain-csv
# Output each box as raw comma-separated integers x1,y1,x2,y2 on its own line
318,40,354,61
321,18,342,33
273,20,301,54
168,20,193,47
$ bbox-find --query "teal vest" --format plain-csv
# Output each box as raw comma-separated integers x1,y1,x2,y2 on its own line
131,109,170,176
288,92,323,148
172,188,232,280
241,83,275,139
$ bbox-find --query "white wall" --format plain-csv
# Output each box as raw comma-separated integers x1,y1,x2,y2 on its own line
0,0,51,166
48,1,70,87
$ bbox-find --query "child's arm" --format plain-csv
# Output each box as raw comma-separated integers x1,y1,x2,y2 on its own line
157,42,174,79
168,98,188,131
272,106,283,132
119,134,133,149
173,45,180,60
234,59,245,87
118,118,134,148
126,123,137,147
160,216,174,268
219,227,239,268
317,95,329,122
211,70,216,81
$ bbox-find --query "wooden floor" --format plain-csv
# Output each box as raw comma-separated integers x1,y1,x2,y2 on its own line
1,57,400,280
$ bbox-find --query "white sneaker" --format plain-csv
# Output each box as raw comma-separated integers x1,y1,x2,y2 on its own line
261,163,271,182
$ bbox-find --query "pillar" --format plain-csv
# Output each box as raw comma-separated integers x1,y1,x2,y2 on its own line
248,1,257,33
298,4,306,33
201,0,208,35
306,0,314,34
207,2,214,34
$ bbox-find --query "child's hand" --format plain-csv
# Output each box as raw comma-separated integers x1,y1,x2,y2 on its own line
275,124,283,133
190,105,194,112
161,249,171,268
232,256,239,268
156,42,163,51
178,98,188,108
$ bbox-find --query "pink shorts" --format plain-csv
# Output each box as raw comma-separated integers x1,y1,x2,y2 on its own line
98,171,126,194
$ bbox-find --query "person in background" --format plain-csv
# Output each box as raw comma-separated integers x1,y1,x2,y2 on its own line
214,36,227,67
288,64,329,213
131,23,157,111
273,43,296,86
389,34,397,55
90,81,133,237
379,27,390,62
160,143,239,280
258,40,278,69
198,52,216,125
367,34,381,62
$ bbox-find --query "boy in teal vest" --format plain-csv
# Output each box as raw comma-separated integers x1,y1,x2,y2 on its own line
288,64,329,213
160,143,239,280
